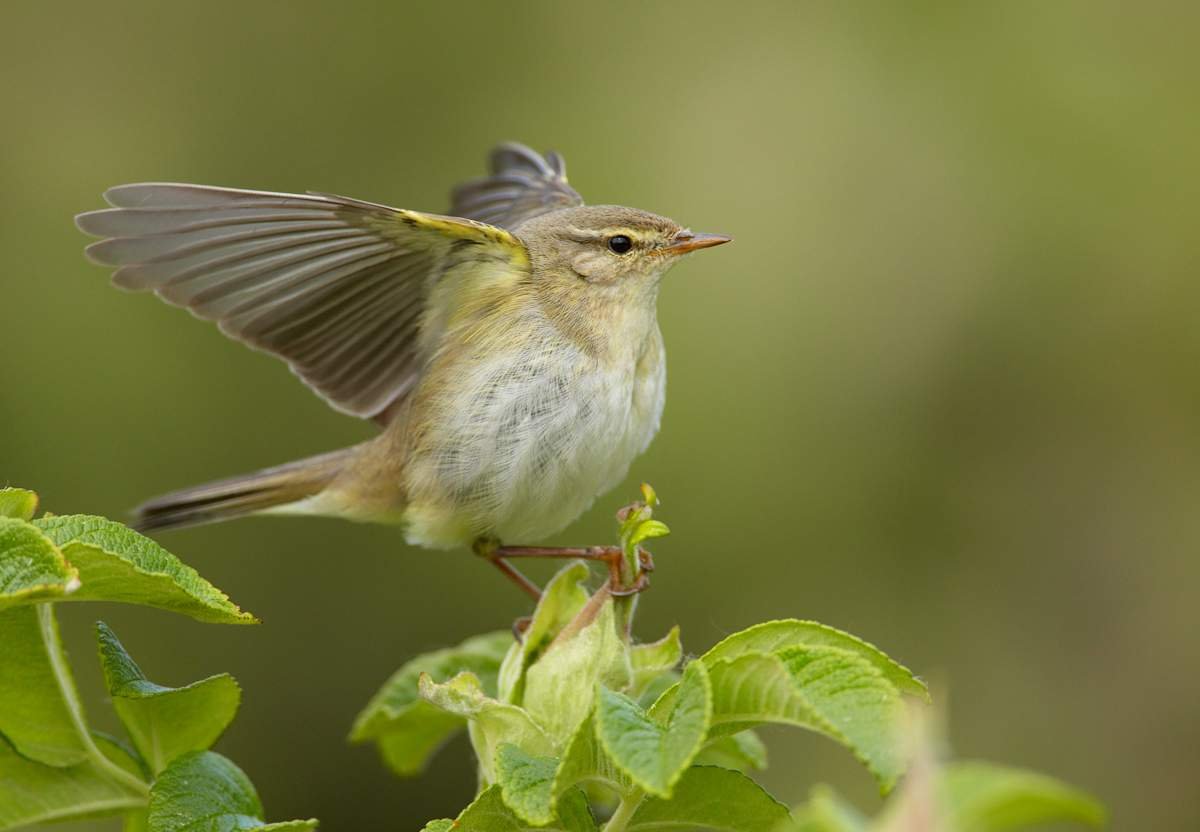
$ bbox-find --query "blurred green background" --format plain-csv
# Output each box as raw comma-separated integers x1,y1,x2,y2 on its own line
3,1,1198,829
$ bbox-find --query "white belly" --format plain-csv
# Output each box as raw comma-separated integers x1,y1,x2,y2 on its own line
401,331,666,548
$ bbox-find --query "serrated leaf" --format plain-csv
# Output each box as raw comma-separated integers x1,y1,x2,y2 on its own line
498,561,592,703
656,649,905,790
420,821,454,832
496,743,559,825
627,765,794,831
0,516,79,607
701,620,927,699
694,730,768,772
32,516,256,625
630,626,682,695
0,734,146,830
595,661,711,799
776,646,905,789
419,672,552,783
97,622,241,774
147,751,316,832
939,761,1106,830
523,598,631,748
0,487,38,521
0,605,88,766
350,630,511,777
439,784,595,832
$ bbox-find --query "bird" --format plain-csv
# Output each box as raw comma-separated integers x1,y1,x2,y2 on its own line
76,142,730,597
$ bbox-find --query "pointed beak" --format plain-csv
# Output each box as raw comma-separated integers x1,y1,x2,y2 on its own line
659,230,733,256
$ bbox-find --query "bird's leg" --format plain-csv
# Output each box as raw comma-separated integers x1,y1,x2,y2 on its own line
487,544,655,596
472,536,543,601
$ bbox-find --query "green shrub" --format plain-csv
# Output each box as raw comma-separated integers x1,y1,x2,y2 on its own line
0,486,1104,831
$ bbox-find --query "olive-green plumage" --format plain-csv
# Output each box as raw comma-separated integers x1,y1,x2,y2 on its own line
76,143,730,550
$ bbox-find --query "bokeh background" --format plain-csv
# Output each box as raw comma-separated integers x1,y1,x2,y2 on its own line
3,1,1198,829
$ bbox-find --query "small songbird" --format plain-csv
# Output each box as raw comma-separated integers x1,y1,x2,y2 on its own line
77,143,730,595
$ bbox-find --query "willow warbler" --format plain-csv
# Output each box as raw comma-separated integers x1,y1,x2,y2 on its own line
76,143,729,593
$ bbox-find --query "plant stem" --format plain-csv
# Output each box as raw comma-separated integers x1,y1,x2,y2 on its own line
612,540,639,639
603,789,644,832
36,604,150,797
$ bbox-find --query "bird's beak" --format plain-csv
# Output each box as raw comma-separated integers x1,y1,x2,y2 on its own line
659,230,732,256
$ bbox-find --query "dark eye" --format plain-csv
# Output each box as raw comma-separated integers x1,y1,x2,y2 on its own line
607,235,633,254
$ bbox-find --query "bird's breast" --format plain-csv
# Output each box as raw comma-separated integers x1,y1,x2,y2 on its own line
400,325,666,548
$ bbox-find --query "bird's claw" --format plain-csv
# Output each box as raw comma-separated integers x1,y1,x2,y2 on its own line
605,546,653,596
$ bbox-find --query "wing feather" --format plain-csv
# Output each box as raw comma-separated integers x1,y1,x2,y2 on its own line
77,183,528,420
450,142,584,229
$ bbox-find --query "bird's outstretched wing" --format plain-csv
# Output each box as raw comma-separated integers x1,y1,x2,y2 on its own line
77,183,528,421
450,142,584,229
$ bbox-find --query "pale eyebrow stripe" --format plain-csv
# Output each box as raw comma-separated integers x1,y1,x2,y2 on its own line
562,227,649,244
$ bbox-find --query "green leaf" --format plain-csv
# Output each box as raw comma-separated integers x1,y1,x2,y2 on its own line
350,630,511,777
630,626,682,695
637,670,680,711
0,487,38,521
553,790,598,832
0,516,79,607
93,731,149,781
125,809,151,832
420,822,453,832
0,736,146,830
372,705,464,780
787,785,867,832
33,515,256,624
628,519,670,548
700,620,927,699
523,598,631,748
939,761,1106,830
658,649,906,790
441,785,595,832
595,661,711,799
97,622,241,774
0,605,89,766
497,561,592,703
496,743,559,825
627,765,794,831
552,713,631,800
776,646,905,789
147,751,317,832
639,483,659,508
419,671,552,783
694,730,768,772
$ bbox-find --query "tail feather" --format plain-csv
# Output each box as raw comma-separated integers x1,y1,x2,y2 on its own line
133,448,353,532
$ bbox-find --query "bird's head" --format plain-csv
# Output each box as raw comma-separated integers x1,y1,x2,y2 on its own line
518,204,730,292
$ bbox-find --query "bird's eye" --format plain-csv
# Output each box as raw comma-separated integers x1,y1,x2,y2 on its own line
607,235,633,254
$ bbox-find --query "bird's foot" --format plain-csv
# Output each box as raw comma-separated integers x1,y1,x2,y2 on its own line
607,546,655,596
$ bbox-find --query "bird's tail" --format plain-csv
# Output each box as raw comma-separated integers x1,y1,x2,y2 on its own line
132,447,355,532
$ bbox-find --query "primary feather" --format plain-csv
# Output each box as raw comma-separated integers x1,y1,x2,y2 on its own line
77,184,527,420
